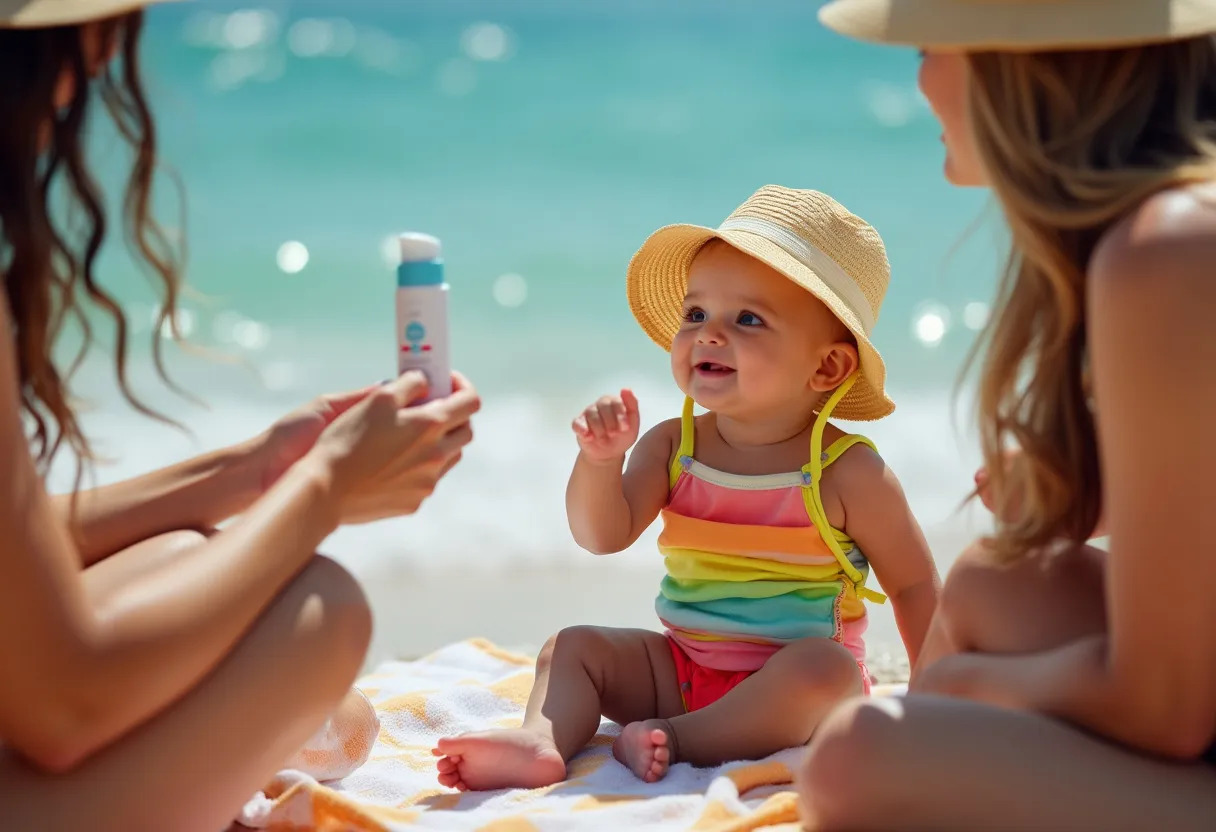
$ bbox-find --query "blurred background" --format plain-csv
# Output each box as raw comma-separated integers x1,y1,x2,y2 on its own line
58,0,1005,672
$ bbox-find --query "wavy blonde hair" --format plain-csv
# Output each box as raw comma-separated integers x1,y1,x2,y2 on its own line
964,37,1216,559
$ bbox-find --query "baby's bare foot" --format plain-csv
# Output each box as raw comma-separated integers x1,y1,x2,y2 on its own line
432,729,566,792
613,720,676,783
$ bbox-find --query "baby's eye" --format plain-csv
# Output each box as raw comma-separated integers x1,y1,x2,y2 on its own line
737,311,765,327
683,307,706,323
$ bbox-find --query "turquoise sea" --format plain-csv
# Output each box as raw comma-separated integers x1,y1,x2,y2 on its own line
59,0,1003,657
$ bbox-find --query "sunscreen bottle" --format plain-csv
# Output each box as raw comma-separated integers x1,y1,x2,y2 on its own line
396,232,451,399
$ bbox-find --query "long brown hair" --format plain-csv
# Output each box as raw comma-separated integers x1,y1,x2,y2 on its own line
0,11,183,481
964,38,1216,558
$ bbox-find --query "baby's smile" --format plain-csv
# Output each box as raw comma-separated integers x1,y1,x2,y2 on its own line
694,360,735,376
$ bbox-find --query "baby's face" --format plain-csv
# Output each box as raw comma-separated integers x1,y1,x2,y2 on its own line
671,241,851,420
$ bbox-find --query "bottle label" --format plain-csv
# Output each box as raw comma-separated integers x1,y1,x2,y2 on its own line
396,287,451,398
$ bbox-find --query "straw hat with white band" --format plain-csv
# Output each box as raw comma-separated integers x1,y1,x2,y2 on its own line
819,0,1216,52
627,185,894,422
0,0,179,28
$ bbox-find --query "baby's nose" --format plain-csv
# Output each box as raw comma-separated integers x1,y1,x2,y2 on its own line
696,323,727,345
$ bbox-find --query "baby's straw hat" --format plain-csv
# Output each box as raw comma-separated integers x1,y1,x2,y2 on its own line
0,0,179,28
820,0,1216,52
627,185,894,422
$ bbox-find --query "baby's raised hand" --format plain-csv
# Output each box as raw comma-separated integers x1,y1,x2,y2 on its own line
572,389,640,463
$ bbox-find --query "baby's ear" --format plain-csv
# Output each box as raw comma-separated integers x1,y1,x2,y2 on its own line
809,341,860,393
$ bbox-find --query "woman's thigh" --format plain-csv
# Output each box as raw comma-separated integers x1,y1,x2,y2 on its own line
799,694,1216,832
0,554,371,832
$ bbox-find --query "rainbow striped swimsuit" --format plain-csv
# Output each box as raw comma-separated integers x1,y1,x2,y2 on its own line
656,393,887,680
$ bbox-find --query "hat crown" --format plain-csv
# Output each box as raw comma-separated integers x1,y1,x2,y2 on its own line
722,186,890,330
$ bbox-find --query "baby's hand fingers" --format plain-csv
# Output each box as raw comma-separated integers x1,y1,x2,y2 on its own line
584,405,611,443
620,389,640,427
572,414,591,437
597,398,627,433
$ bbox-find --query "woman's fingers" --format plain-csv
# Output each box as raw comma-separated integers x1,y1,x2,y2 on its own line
439,423,474,457
315,385,380,421
437,450,463,480
380,371,431,409
413,386,480,432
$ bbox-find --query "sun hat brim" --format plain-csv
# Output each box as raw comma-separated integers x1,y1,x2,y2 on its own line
627,223,895,423
0,0,180,28
820,0,1216,52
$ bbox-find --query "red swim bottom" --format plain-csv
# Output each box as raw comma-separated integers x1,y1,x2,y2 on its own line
667,637,754,712
667,637,874,712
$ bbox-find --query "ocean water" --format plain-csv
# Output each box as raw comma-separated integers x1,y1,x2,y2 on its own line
53,1,1005,656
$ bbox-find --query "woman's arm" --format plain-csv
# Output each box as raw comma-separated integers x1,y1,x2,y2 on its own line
54,442,262,566
921,190,1216,759
57,388,376,566
0,312,477,773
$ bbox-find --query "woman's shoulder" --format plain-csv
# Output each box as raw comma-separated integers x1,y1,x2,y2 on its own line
1091,182,1216,293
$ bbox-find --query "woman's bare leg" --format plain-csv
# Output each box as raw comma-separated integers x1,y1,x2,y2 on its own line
0,550,372,832
799,694,1216,832
799,542,1216,831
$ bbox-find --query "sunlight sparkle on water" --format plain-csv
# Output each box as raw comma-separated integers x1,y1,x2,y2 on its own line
963,301,990,331
222,9,278,50
159,308,195,340
493,273,528,308
461,23,512,62
912,301,951,347
276,241,310,274
233,320,271,351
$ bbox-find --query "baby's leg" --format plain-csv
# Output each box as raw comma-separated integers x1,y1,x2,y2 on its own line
626,638,862,769
434,626,681,791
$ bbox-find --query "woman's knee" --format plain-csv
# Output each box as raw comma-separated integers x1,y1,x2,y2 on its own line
798,698,903,828
282,556,373,688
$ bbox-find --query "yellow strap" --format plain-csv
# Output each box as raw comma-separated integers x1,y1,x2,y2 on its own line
802,374,888,605
669,396,696,489
822,435,878,469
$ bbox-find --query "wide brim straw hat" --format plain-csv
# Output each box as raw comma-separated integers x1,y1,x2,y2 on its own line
0,0,179,28
627,185,894,422
820,0,1216,52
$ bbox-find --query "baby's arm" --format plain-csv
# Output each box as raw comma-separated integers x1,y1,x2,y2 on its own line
565,390,676,555
834,448,941,667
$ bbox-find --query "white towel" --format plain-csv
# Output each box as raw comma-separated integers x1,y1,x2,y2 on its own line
240,638,903,831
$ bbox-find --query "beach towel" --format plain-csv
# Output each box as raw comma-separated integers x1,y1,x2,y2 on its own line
237,638,903,831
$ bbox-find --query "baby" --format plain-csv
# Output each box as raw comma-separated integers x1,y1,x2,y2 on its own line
434,186,940,790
